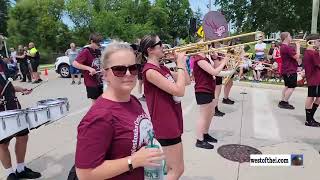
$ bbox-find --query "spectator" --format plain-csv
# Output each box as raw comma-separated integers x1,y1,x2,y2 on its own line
273,42,282,74
27,42,42,83
255,36,266,61
268,41,276,60
16,45,32,82
66,43,81,85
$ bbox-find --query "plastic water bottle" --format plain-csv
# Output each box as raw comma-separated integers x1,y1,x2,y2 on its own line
144,131,166,180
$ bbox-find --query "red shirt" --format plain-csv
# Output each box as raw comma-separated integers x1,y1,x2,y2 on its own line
75,96,154,180
75,47,102,87
142,63,183,139
193,55,215,93
280,44,298,75
303,50,320,86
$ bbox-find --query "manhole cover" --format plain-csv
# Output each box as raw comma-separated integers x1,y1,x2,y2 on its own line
217,144,262,163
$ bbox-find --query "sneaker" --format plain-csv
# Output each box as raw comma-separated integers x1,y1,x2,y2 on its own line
305,119,320,127
214,110,225,117
222,98,235,105
16,167,41,179
204,134,218,143
78,81,81,85
7,173,18,180
195,140,214,149
20,79,26,82
38,79,43,82
278,101,295,109
71,81,75,85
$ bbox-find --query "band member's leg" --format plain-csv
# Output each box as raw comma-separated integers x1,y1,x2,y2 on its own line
0,142,13,171
214,84,225,116
196,101,215,149
284,88,295,102
281,87,288,101
15,135,28,165
305,87,320,126
162,143,184,180
223,80,233,100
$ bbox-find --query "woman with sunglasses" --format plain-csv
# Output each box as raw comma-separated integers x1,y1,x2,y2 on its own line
140,35,190,180
193,51,229,149
75,41,164,180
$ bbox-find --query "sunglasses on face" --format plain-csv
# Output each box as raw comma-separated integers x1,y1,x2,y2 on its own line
151,40,163,48
105,64,140,77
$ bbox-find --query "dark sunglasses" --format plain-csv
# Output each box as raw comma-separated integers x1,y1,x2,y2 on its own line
151,40,163,48
105,64,140,77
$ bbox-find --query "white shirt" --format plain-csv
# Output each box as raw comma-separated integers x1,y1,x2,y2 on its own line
255,43,266,56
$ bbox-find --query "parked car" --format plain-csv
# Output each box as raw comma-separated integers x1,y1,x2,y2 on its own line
55,40,110,78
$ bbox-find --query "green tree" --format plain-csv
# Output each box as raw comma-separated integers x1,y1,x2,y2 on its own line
0,0,10,36
215,0,317,34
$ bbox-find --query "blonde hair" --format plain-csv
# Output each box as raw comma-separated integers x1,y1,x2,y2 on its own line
280,32,290,42
101,41,135,69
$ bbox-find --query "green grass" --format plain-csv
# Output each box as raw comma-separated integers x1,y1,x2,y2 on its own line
39,64,55,70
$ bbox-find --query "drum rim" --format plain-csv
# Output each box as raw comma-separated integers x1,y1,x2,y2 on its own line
0,110,25,118
26,106,49,112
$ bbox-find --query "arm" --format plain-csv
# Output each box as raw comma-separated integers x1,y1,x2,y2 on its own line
197,58,228,76
15,54,25,59
171,68,191,86
146,53,187,97
72,50,96,75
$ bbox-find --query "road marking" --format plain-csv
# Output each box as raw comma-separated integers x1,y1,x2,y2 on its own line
252,88,280,140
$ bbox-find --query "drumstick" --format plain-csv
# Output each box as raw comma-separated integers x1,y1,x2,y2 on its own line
22,80,47,95
0,78,13,96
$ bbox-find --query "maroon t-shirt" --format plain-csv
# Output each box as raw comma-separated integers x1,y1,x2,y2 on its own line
303,50,320,86
280,44,298,75
75,47,102,87
193,55,215,93
142,63,183,139
75,96,154,180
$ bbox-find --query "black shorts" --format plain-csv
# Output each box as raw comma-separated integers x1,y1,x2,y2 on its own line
86,86,103,100
30,59,39,72
216,76,223,85
0,129,29,144
308,86,320,97
195,92,214,105
158,136,182,147
283,73,297,88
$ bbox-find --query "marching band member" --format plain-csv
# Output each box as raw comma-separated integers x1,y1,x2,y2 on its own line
278,32,300,109
303,34,320,127
140,35,190,180
0,57,41,180
73,33,104,104
193,51,229,149
75,41,164,180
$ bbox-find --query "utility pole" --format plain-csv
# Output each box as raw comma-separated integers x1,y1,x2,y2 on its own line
311,0,319,33
208,0,212,12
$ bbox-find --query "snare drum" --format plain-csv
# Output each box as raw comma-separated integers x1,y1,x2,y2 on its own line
0,110,28,141
37,98,69,122
26,105,50,129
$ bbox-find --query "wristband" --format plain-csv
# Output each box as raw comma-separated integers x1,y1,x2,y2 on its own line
128,158,133,172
